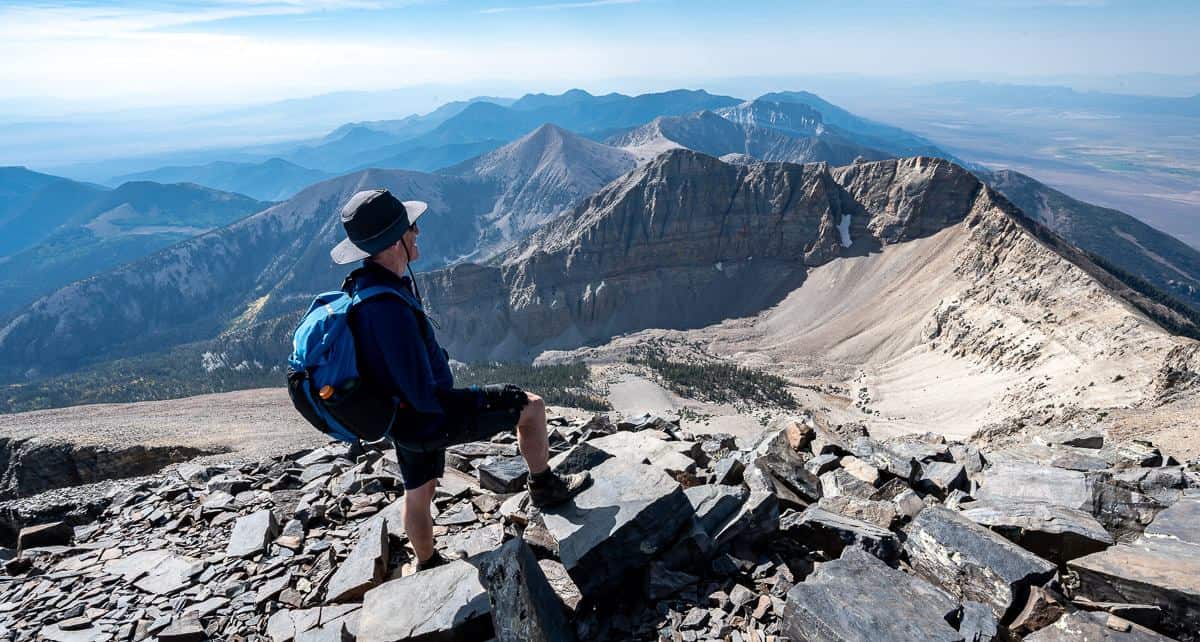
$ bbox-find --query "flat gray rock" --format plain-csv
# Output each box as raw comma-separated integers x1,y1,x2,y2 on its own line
357,560,491,642
782,547,961,642
974,462,1094,510
684,484,748,537
782,506,898,560
961,498,1114,565
539,456,691,598
1143,494,1200,545
132,553,204,595
326,517,389,602
1024,610,1173,641
478,456,528,494
1070,536,1200,639
904,505,1056,620
227,509,279,558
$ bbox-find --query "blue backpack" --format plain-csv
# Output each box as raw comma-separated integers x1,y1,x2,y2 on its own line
286,285,416,444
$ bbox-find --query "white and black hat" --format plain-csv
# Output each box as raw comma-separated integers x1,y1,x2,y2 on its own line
330,189,428,265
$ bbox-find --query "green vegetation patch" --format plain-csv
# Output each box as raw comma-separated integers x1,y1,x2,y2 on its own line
451,361,611,412
628,345,799,409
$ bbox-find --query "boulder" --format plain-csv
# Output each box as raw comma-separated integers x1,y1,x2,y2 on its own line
477,456,529,494
816,495,897,529
974,462,1094,510
1070,538,1200,639
1024,610,1174,641
1038,429,1105,450
538,456,692,598
585,431,699,477
227,509,279,558
17,522,73,551
712,464,780,548
960,499,1114,565
547,442,612,476
326,518,389,602
849,438,921,482
356,560,491,642
820,469,876,500
1009,585,1068,637
475,539,577,642
839,456,881,486
781,546,961,642
684,484,749,537
781,506,899,560
918,461,968,497
904,505,1057,620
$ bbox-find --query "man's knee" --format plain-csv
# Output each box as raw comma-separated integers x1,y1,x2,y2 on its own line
404,479,437,513
519,392,545,423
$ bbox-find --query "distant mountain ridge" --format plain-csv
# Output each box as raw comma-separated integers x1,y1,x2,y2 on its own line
113,158,329,201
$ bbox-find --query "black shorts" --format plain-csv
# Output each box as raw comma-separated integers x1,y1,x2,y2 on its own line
391,395,525,491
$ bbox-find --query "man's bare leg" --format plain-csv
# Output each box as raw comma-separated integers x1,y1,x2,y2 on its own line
404,479,437,562
516,392,550,474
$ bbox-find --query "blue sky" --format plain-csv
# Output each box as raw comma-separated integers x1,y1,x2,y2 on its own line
2,0,1198,109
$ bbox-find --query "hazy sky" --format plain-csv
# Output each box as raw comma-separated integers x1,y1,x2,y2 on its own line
2,0,1198,110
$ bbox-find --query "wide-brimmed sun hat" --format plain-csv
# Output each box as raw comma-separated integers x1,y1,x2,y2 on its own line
330,188,428,265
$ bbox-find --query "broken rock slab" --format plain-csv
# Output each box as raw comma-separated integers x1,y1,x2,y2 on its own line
961,498,1114,565
357,560,491,642
226,509,279,558
782,546,961,642
475,539,577,642
1024,610,1174,641
904,505,1057,620
17,521,73,551
538,456,692,598
781,506,898,560
326,517,389,602
1070,537,1200,639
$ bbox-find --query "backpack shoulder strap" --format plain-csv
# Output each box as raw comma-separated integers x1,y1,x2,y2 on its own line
348,284,432,342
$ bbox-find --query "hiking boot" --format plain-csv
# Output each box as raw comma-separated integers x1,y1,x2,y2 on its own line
403,550,450,576
528,470,591,508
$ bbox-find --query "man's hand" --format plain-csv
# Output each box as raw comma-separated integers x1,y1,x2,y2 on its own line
481,383,529,411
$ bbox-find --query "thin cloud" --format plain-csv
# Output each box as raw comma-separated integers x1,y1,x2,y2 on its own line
480,0,641,15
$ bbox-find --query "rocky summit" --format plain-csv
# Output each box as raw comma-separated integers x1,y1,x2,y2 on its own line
0,406,1197,641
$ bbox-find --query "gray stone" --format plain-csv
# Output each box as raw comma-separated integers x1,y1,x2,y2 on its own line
904,505,1057,620
804,453,839,477
849,437,922,482
1142,492,1199,543
435,502,478,526
539,456,692,598
684,484,749,537
782,506,899,560
820,469,876,500
478,456,529,494
441,523,505,559
975,462,1093,509
357,560,491,642
1024,610,1174,641
712,463,780,547
712,456,745,485
782,546,961,642
1070,536,1200,639
586,431,700,477
547,442,612,476
918,461,968,497
959,600,999,642
538,559,582,612
476,539,577,642
1039,428,1105,450
816,495,897,529
132,553,205,595
17,521,73,550
748,427,821,506
961,498,1114,565
646,561,699,600
839,456,881,486
157,617,206,642
326,517,389,602
227,509,279,558
1009,585,1069,637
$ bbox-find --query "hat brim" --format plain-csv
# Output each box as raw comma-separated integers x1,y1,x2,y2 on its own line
329,200,429,265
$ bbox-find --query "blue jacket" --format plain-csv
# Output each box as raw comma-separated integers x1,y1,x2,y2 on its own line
347,261,463,440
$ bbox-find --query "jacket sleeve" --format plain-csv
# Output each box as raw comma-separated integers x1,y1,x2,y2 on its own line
351,297,445,416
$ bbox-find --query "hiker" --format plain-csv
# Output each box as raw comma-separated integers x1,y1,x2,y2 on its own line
329,188,590,572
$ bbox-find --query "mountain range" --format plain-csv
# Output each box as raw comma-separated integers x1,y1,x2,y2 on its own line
0,168,268,317
2,87,1199,430
112,158,330,201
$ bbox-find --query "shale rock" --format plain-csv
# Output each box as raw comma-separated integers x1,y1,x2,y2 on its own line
357,560,491,642
782,546,961,642
961,498,1114,565
476,539,577,642
904,505,1057,620
538,456,691,597
1024,610,1174,641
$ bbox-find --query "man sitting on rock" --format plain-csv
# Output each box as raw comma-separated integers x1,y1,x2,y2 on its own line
329,188,590,572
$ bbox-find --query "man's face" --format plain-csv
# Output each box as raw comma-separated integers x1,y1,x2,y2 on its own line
401,224,420,262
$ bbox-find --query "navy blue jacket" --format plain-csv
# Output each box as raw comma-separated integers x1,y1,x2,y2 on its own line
347,261,463,440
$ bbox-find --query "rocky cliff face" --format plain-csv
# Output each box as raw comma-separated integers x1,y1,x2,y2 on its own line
423,152,996,361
